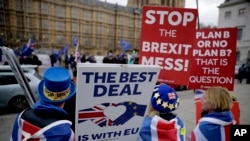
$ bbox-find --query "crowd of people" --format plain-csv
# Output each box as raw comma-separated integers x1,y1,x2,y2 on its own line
2,44,238,141
10,65,237,140
102,50,139,64
50,50,139,83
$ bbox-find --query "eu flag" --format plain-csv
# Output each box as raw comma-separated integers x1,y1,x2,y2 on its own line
120,39,131,51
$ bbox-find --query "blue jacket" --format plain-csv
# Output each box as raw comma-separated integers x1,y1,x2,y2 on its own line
11,100,75,141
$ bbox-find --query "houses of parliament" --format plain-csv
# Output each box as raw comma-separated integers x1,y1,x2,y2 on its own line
0,0,185,55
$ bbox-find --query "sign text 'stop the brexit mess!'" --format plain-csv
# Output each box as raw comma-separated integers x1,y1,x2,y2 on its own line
139,6,198,85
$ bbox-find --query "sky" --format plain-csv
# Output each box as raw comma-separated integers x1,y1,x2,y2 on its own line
98,0,128,6
99,0,224,26
185,0,224,26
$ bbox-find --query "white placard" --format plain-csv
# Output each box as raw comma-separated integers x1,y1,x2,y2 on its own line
75,63,160,141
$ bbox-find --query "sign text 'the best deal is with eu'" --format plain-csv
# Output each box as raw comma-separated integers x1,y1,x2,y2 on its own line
75,63,160,141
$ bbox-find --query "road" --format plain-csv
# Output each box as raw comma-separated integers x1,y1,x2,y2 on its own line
1,79,249,140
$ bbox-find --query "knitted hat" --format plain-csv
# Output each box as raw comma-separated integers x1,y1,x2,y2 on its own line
151,84,180,113
37,67,76,104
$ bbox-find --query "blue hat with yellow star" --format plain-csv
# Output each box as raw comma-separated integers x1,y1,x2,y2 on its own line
151,83,180,113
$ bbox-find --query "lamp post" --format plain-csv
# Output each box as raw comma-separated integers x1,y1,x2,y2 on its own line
42,35,45,49
196,0,200,29
133,8,140,51
114,3,118,52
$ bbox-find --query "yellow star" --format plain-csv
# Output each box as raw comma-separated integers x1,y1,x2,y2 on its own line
154,93,160,99
162,102,168,108
169,104,174,110
133,106,137,110
156,99,162,105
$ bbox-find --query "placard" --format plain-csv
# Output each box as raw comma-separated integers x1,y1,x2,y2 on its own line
139,6,198,85
75,63,160,141
188,28,237,90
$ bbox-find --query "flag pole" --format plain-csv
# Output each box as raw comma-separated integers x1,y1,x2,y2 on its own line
74,43,79,62
196,0,200,29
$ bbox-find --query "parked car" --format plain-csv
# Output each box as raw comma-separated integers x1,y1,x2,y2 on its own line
0,65,42,113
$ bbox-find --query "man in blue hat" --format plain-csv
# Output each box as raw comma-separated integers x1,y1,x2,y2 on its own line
11,67,76,141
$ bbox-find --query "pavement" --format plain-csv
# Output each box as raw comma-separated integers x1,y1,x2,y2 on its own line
0,78,249,140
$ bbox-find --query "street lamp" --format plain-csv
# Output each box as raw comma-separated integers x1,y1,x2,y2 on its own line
196,0,200,29
42,35,46,48
114,3,118,51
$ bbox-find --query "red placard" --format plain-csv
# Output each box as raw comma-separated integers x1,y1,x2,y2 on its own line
188,28,237,90
139,6,198,85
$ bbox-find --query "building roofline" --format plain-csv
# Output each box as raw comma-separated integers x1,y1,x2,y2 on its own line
218,0,249,8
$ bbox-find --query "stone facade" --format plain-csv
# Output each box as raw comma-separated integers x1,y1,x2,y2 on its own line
0,0,185,55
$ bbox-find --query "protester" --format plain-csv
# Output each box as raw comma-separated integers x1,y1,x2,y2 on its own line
64,85,77,131
64,54,70,69
190,86,234,141
69,52,76,72
238,63,246,83
19,56,25,65
0,48,2,64
11,67,76,141
49,53,57,67
103,50,117,63
80,54,86,63
31,52,42,73
86,55,97,63
245,64,250,84
137,83,185,141
116,52,127,64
